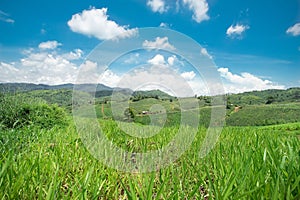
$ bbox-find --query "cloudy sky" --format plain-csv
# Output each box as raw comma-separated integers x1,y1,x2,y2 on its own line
0,0,299,94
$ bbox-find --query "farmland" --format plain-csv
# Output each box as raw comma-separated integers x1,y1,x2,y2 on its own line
0,84,300,199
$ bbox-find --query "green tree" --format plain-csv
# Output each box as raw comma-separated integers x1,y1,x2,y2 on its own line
124,107,134,122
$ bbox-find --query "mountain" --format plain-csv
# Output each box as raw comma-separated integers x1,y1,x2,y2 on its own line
1,83,299,105
0,83,113,93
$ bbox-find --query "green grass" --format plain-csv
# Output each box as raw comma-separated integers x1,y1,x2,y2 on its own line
1,120,299,199
1,93,300,199
226,103,300,126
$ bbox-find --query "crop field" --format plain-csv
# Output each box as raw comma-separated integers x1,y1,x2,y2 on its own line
1,119,300,199
1,91,300,199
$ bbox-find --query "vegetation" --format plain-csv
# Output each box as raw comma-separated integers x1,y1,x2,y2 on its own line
131,90,175,101
0,94,68,129
0,84,300,199
226,87,300,106
226,103,300,126
1,119,299,199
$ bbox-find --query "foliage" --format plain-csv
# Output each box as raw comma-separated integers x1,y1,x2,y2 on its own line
0,121,299,199
0,94,68,129
131,90,175,101
226,103,300,126
227,87,300,106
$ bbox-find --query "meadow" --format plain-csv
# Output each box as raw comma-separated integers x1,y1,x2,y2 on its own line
0,88,300,199
1,120,300,199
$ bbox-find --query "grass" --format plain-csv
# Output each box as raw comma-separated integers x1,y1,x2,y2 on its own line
226,103,300,126
1,120,300,199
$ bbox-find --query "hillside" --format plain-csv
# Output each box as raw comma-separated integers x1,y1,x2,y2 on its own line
0,83,112,93
1,83,300,127
227,87,300,106
1,83,299,105
131,90,175,101
0,83,133,98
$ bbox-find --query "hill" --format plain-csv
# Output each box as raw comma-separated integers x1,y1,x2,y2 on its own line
227,87,300,106
131,90,175,101
0,83,112,93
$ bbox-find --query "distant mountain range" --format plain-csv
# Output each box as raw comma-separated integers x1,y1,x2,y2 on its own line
0,83,112,92
0,83,299,104
0,83,172,99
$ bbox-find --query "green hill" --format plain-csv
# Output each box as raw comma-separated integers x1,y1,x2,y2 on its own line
227,87,300,106
131,90,175,101
226,103,300,126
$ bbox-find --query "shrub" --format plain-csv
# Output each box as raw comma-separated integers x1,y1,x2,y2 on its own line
0,94,68,129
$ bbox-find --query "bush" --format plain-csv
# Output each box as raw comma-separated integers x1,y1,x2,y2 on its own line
0,94,68,129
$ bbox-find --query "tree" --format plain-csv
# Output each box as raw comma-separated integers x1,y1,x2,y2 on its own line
266,96,274,104
124,107,134,122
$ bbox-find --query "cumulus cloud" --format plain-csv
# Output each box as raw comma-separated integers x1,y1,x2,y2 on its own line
67,7,138,40
143,37,176,50
38,41,62,50
146,0,209,23
200,47,212,59
286,23,300,36
182,0,209,23
218,67,284,93
0,62,20,83
96,54,193,96
148,54,166,65
75,60,100,84
167,55,176,66
0,43,83,85
98,69,121,87
147,0,167,13
117,65,194,97
181,71,196,81
147,54,178,67
226,24,249,38
159,22,170,28
63,49,83,60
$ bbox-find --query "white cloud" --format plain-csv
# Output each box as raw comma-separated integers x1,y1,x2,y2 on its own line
148,54,166,65
226,24,249,38
0,43,83,85
63,49,83,60
38,41,62,50
181,71,196,81
159,22,170,28
167,55,176,66
117,65,194,97
143,37,176,50
20,52,78,84
218,67,284,93
124,53,140,64
147,0,167,13
0,62,20,83
200,47,212,59
182,0,209,23
0,10,14,24
67,7,138,40
98,70,121,87
286,23,300,36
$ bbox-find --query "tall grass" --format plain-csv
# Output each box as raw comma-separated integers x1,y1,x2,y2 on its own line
1,120,299,199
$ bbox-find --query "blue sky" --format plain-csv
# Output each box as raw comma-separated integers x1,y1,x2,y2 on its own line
0,0,299,94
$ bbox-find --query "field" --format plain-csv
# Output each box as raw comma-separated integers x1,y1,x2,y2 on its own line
1,88,300,199
1,120,300,199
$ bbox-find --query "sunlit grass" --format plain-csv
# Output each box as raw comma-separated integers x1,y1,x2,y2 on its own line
1,120,299,199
